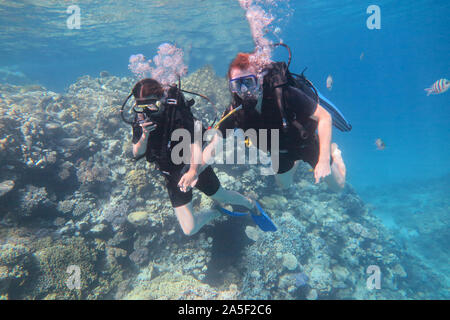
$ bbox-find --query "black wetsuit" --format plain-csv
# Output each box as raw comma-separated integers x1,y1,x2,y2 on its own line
217,84,321,174
132,106,220,208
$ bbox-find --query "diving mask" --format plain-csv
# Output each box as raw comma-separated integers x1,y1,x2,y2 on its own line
229,75,260,99
133,95,167,123
135,96,163,111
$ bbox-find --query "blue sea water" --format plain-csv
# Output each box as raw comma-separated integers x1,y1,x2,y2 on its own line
2,0,447,188
0,0,449,299
281,2,450,284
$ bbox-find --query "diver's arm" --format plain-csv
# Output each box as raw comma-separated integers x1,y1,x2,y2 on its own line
178,142,202,192
184,131,221,176
189,119,204,173
178,133,221,191
311,104,332,163
198,132,222,173
132,132,149,158
179,128,224,193
132,122,155,158
187,141,202,173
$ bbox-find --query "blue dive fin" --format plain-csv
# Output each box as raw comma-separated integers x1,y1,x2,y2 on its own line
316,89,352,132
250,201,277,232
216,202,277,232
217,206,248,217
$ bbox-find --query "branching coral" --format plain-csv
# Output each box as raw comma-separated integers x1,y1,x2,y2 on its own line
76,159,109,185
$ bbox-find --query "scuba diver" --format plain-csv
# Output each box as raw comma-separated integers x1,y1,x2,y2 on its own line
123,78,276,235
178,45,350,196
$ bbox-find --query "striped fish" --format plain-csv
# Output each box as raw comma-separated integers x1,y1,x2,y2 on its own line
425,78,450,96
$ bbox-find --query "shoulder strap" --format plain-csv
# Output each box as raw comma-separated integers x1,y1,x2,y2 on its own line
263,62,291,132
264,62,314,138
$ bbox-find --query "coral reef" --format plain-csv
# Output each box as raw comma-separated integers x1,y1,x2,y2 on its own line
0,70,446,300
19,185,54,217
31,237,99,299
0,240,33,299
360,176,450,299
182,65,231,126
123,271,239,300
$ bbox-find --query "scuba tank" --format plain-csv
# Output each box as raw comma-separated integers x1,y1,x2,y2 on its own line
227,43,352,133
272,43,353,132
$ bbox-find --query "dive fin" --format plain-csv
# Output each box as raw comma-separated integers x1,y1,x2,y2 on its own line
215,202,277,232
250,201,277,232
316,89,352,132
217,206,248,217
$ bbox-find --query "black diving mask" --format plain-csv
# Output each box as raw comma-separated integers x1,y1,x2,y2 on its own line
134,96,166,123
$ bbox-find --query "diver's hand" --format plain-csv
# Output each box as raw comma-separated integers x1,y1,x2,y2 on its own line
178,169,199,192
314,160,331,184
141,121,157,134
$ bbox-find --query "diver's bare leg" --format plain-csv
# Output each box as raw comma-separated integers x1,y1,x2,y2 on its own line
324,143,346,191
174,202,221,236
209,186,253,210
275,160,300,190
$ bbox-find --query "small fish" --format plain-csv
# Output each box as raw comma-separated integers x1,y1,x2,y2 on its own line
326,75,333,91
425,79,450,96
360,52,364,61
375,138,386,151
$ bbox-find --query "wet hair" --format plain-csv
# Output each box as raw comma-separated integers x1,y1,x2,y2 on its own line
132,78,164,101
227,52,253,79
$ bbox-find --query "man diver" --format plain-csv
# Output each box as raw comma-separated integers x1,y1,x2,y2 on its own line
130,78,261,235
178,52,347,195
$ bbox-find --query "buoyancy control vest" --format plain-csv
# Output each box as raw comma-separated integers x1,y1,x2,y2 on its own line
141,86,196,170
229,61,319,143
230,60,352,147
